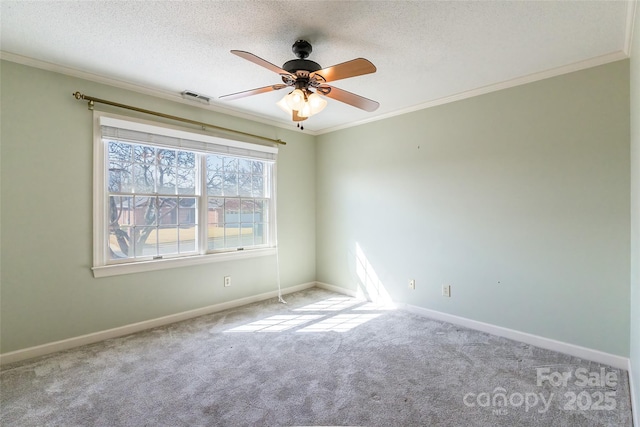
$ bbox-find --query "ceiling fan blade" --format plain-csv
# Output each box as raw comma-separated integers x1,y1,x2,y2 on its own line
231,50,292,76
220,84,287,100
317,85,379,112
312,58,376,83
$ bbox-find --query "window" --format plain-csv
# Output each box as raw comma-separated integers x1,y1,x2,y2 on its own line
93,113,277,277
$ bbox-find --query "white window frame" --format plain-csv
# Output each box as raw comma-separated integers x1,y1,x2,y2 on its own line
92,112,278,278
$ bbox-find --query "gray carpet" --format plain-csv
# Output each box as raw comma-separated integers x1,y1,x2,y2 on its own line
1,287,633,426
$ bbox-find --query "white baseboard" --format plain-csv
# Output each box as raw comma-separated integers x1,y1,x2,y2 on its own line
399,302,629,370
2,280,631,377
0,282,316,366
316,282,630,370
315,281,359,297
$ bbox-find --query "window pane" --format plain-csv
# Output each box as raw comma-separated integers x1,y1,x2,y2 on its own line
254,199,265,222
254,223,265,245
179,225,197,253
208,198,223,224
225,224,240,248
157,149,175,167
133,164,155,193
225,198,240,223
208,223,224,250
223,157,238,173
252,175,264,197
133,197,157,226
179,197,197,225
158,226,178,255
239,158,252,173
108,141,132,163
109,162,132,193
109,226,134,260
239,174,252,196
223,172,238,196
206,171,222,196
241,224,254,246
178,151,196,168
135,227,157,257
109,196,133,227
158,197,178,225
252,161,264,174
177,168,196,195
157,165,176,194
207,155,223,171
204,195,227,250
241,199,254,218
134,145,155,164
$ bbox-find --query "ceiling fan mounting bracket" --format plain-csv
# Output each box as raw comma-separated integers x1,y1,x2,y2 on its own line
292,40,312,59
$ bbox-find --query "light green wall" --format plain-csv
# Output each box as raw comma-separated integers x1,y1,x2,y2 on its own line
629,2,640,417
0,60,316,353
316,60,630,356
0,56,633,363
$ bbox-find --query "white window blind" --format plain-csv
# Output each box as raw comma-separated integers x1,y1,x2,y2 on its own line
100,116,278,161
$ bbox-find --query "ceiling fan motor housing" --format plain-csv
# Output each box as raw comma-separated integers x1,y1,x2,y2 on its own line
283,40,322,74
282,59,322,74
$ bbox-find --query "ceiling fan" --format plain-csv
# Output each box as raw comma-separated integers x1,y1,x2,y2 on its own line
220,40,379,128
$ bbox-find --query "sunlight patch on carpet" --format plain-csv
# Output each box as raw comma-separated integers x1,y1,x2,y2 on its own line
297,313,382,333
224,314,323,333
293,297,364,312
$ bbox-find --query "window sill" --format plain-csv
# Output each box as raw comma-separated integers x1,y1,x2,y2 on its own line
92,247,277,278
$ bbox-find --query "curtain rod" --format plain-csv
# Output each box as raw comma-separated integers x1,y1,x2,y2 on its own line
71,91,286,146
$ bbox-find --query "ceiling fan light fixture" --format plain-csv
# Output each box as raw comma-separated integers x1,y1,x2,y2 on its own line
276,96,292,114
307,92,327,115
278,94,309,121
299,102,311,118
285,89,306,111
222,41,378,129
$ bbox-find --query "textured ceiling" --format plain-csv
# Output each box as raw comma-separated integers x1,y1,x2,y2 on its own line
0,1,634,134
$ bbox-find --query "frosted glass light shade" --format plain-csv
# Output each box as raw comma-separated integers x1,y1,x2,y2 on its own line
285,89,306,111
299,102,311,118
277,89,327,122
277,96,292,114
307,93,327,115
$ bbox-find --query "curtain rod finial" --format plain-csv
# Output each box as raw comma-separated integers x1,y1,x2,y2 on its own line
72,91,84,100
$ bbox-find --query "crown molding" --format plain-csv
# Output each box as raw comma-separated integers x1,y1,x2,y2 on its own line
318,50,629,135
624,0,638,56
0,49,628,138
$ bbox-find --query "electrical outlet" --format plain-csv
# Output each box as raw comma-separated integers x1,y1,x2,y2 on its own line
409,279,416,290
442,284,451,297
224,276,231,287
